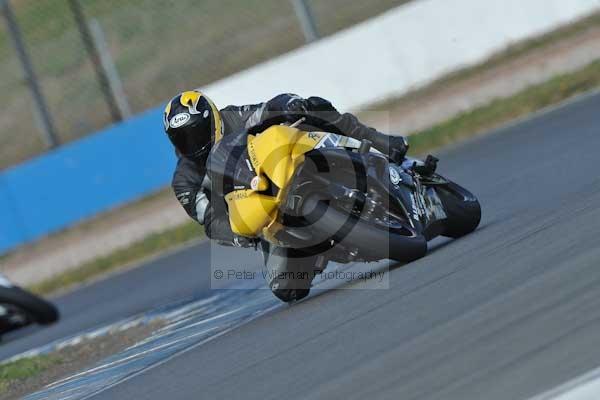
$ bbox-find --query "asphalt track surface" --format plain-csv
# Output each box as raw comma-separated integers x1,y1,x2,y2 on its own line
8,90,600,399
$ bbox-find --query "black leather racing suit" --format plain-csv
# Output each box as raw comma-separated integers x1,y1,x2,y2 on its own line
171,93,406,301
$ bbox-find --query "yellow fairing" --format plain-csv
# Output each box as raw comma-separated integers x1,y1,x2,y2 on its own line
248,126,323,188
226,126,325,238
225,190,280,237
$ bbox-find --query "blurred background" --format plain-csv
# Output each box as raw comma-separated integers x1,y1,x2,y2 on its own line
0,0,409,170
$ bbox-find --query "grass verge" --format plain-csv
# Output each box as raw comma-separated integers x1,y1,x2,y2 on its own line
26,59,600,297
407,60,600,154
0,355,60,393
0,322,162,400
29,221,203,296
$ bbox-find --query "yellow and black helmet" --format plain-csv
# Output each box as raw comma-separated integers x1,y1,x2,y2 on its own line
163,90,223,162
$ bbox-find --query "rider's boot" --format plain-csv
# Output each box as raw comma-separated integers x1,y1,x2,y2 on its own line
262,244,317,303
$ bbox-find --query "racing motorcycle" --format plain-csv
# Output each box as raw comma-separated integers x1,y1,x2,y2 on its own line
208,119,481,298
0,273,59,336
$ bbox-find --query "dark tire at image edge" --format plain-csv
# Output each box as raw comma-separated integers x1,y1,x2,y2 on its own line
0,287,59,325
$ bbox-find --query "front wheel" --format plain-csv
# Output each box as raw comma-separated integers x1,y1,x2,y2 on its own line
436,181,481,238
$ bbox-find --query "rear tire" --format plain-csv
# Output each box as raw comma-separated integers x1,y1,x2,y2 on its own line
302,197,427,263
0,287,59,325
436,181,481,238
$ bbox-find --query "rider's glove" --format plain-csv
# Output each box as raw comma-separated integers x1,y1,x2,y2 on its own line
306,96,337,113
285,96,309,114
260,95,309,127
305,97,410,161
363,133,409,162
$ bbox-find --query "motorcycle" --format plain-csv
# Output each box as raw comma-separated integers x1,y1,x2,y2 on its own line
0,273,59,336
208,119,481,299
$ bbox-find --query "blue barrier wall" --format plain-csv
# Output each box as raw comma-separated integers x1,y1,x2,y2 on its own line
0,105,177,255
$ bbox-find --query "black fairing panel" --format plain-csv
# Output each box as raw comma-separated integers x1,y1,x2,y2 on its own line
290,149,422,229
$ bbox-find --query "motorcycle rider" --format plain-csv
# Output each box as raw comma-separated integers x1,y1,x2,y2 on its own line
164,90,408,302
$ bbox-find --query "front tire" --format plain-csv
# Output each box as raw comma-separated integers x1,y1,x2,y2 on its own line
436,181,481,238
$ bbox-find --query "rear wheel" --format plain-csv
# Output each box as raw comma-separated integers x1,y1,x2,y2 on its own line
436,181,481,238
302,197,427,263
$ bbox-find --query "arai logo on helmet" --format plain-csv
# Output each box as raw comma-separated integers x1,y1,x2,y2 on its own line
169,113,191,128
389,166,401,185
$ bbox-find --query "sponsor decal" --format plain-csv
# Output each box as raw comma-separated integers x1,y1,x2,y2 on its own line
307,131,321,141
389,166,401,185
314,133,333,149
227,190,251,200
169,112,190,128
427,188,447,219
176,191,190,206
248,143,259,166
250,176,261,191
410,193,421,220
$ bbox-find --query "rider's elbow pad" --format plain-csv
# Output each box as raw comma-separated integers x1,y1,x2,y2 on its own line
195,192,209,224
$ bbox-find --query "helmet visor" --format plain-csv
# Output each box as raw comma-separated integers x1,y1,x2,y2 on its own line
168,119,212,161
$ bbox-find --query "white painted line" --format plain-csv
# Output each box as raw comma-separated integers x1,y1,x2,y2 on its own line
530,366,600,400
79,302,282,400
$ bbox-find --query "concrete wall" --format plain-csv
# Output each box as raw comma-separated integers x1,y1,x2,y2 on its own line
204,0,600,111
1,0,599,254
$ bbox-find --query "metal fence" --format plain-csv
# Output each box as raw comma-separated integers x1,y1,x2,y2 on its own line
0,0,409,170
